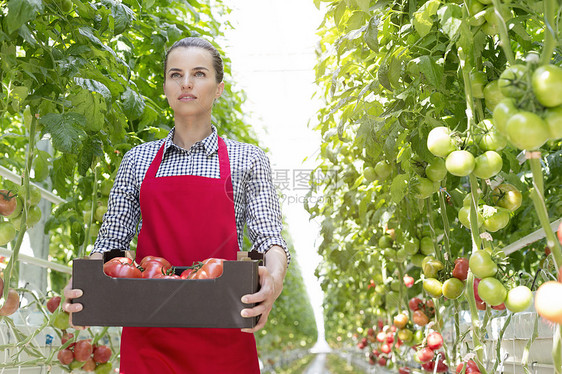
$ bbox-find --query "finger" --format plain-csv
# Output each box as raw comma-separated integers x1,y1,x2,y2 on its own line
63,301,83,314
241,313,269,333
240,302,269,319
63,288,83,300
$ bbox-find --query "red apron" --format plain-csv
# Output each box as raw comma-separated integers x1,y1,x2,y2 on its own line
119,137,260,373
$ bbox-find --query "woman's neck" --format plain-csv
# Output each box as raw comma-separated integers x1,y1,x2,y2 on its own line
172,117,213,150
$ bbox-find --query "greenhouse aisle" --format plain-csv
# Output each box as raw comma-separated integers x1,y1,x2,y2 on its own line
303,353,331,374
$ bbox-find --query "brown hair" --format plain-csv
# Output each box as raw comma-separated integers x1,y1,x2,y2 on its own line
164,37,224,83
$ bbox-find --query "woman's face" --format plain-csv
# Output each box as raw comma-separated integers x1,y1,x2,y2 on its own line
163,47,224,120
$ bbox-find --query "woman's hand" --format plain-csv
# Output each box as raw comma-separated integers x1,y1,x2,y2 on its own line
62,278,87,330
240,246,287,333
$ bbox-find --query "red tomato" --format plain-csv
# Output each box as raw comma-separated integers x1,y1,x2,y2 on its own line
46,296,61,313
492,303,506,310
456,360,480,373
403,274,415,288
416,347,434,363
142,261,172,278
153,273,181,279
427,331,443,350
57,348,74,365
180,268,196,279
476,300,487,310
93,345,112,363
139,256,171,269
74,340,93,362
199,258,224,279
558,221,562,245
61,332,74,345
103,259,142,278
0,289,19,316
409,297,423,311
380,343,391,354
399,367,412,374
413,310,429,326
394,313,409,329
452,258,469,281
378,356,387,366
82,357,96,371
0,190,17,216
376,331,386,343
535,281,562,324
473,278,483,302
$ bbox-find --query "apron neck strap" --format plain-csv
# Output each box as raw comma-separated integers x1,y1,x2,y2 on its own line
145,137,231,180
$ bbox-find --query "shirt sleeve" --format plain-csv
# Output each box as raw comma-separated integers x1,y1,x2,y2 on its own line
91,149,142,254
245,146,290,265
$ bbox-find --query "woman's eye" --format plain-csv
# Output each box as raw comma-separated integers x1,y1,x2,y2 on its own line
171,72,181,78
194,71,205,77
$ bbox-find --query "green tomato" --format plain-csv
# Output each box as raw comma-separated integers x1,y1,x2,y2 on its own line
442,278,465,299
395,248,409,262
100,179,114,196
69,360,84,370
95,205,108,222
52,310,70,330
6,196,23,219
478,277,507,306
95,363,113,374
505,285,533,313
23,185,42,206
0,221,17,246
403,237,420,256
492,183,522,212
379,235,394,249
446,150,475,177
483,80,506,111
505,111,550,150
481,20,498,37
419,236,435,255
482,207,510,232
470,71,488,99
375,161,392,179
11,205,42,229
458,205,483,229
498,64,528,99
477,120,507,151
492,98,517,135
543,105,562,139
423,278,443,298
414,177,438,199
469,250,498,278
425,158,447,182
427,127,457,158
532,65,562,107
473,151,503,179
422,256,444,278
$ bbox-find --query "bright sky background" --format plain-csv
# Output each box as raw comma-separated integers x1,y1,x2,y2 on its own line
223,0,329,349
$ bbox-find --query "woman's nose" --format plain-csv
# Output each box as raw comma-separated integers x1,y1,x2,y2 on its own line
181,76,193,89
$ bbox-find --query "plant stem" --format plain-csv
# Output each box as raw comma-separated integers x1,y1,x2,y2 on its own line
438,189,453,262
521,313,539,374
426,198,444,264
553,325,562,374
466,271,486,373
81,160,99,258
2,115,37,300
528,157,562,271
491,0,515,65
540,0,557,65
491,312,512,374
468,174,482,252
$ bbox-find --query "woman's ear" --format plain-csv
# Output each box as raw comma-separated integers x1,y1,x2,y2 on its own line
215,81,225,99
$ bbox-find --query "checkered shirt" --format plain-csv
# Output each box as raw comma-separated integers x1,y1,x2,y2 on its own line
92,125,290,264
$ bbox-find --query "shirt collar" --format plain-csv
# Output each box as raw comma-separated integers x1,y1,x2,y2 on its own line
164,125,219,157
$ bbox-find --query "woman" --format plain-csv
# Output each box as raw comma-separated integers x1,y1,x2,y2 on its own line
63,37,289,373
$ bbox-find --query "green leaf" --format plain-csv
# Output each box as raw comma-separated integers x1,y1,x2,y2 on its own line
418,55,443,88
412,0,440,38
77,136,104,176
438,4,463,40
74,78,111,101
70,88,107,132
40,113,87,154
346,11,366,32
334,1,347,29
100,0,135,35
390,174,408,203
363,17,379,52
6,0,43,34
356,0,370,12
121,87,145,120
